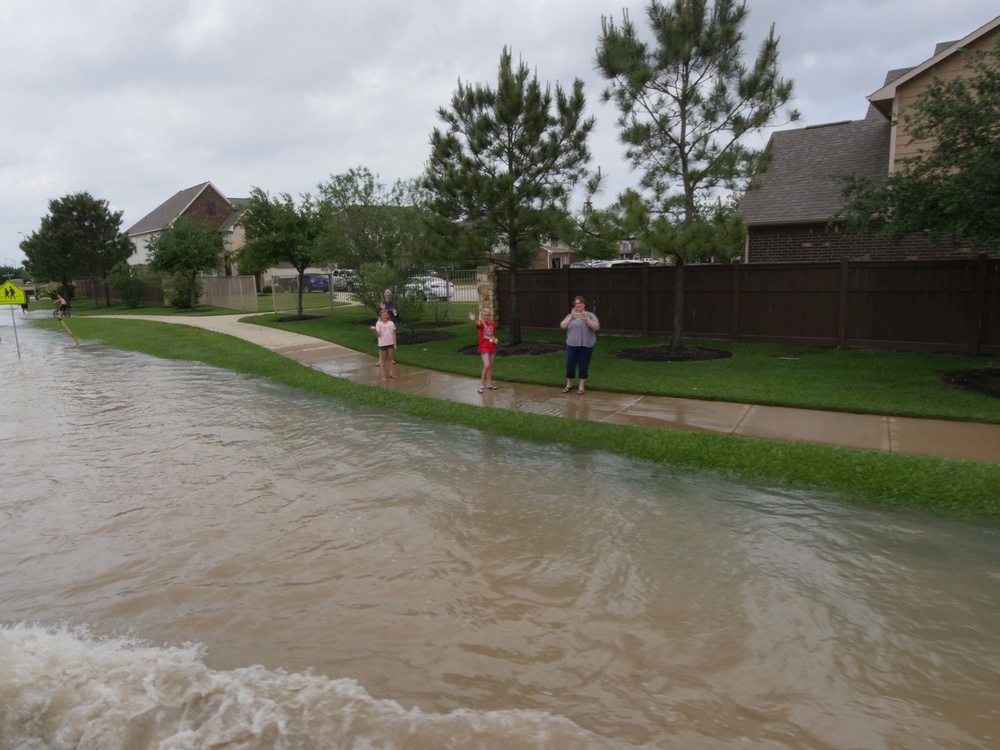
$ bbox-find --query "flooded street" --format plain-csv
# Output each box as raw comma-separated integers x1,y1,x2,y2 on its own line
2,322,999,749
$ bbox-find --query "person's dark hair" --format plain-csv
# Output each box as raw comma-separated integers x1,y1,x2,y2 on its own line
574,295,587,305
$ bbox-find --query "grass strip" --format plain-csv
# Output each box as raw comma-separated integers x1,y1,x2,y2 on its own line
39,317,1000,521
246,307,1000,424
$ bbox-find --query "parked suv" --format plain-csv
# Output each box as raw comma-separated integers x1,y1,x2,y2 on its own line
303,274,330,292
331,269,356,291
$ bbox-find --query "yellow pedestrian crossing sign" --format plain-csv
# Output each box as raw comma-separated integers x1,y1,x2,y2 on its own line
0,281,27,306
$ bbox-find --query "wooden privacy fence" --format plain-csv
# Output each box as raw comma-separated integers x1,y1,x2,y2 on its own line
498,255,1000,355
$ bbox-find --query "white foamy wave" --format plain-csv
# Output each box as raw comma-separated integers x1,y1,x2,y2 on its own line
1,623,639,750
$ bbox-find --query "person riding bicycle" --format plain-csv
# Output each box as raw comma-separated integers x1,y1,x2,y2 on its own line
55,294,68,318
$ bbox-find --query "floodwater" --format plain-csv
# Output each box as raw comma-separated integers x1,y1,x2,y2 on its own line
1,321,999,749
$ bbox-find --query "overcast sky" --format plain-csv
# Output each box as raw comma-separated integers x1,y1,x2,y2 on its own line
1,0,994,268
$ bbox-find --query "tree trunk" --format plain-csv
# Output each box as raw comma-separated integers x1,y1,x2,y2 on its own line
189,273,199,311
671,257,685,350
508,267,522,345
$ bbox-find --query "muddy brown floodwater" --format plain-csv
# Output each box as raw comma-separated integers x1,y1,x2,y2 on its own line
1,322,999,749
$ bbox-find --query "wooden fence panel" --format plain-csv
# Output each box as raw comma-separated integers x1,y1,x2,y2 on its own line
846,261,969,351
736,263,841,345
499,256,1000,355
982,260,1000,355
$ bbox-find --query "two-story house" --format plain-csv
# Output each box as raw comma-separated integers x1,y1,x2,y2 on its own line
737,14,1000,263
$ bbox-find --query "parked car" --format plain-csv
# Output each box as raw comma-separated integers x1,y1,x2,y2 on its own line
303,274,329,292
590,259,648,268
405,274,455,300
330,269,356,291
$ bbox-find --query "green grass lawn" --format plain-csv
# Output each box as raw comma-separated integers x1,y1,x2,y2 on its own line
32,315,1000,520
247,305,1000,424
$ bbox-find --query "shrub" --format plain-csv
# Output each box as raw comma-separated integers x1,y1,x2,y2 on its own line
107,262,150,308
166,273,202,310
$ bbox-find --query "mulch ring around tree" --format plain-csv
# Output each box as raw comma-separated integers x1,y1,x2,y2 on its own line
276,314,322,323
361,319,460,346
941,367,1000,399
459,342,564,357
613,345,732,363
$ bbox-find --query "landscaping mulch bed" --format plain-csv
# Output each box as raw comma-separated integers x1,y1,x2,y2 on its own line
276,314,322,323
613,345,732,363
942,367,1000,399
459,341,564,356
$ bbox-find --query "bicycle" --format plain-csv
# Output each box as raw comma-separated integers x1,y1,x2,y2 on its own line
53,306,71,319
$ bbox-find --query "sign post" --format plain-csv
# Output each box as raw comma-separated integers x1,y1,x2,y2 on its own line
0,280,26,357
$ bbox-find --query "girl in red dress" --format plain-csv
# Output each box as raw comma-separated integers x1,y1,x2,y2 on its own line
468,308,498,393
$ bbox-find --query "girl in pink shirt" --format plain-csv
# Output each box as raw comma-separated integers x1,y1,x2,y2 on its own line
370,309,397,380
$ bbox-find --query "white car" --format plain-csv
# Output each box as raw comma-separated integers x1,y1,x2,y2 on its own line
406,275,455,300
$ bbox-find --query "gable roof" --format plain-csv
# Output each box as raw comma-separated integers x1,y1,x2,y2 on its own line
867,14,1000,117
737,114,891,226
125,181,232,236
219,198,248,232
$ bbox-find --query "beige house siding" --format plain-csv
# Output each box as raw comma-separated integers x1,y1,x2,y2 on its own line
892,28,999,170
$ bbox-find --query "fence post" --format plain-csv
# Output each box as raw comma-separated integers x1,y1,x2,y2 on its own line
641,264,650,337
731,260,741,342
837,258,850,348
968,253,988,356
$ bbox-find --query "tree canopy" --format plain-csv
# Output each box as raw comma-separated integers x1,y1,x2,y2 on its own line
424,46,595,344
147,216,224,310
596,0,797,347
317,167,432,281
838,37,1000,252
237,188,330,317
19,191,132,306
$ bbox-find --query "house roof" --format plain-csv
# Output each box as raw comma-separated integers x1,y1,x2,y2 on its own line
867,14,1000,117
125,181,232,236
219,198,248,232
737,113,891,226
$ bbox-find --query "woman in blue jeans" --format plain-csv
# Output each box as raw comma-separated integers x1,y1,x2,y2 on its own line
560,295,600,394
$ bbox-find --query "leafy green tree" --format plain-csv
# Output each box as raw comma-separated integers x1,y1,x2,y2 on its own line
107,261,155,309
317,167,433,280
146,216,224,310
19,191,132,308
838,38,1000,252
553,170,630,263
424,47,595,344
236,189,330,318
0,263,26,280
597,0,797,348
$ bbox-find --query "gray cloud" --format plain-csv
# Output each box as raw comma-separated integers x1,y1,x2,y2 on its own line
1,0,993,265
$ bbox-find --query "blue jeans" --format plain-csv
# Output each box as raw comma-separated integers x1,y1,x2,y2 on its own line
565,345,595,380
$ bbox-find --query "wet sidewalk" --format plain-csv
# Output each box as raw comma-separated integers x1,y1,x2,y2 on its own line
103,314,1000,464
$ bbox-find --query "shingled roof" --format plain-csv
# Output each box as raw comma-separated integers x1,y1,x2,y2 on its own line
125,182,233,236
737,109,891,226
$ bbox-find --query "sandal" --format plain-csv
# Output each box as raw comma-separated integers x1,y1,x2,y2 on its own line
561,386,572,393
477,386,484,394
389,374,397,379
576,388,585,395
486,385,498,390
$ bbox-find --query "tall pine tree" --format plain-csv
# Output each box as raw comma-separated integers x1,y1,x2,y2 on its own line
597,0,798,349
424,47,594,344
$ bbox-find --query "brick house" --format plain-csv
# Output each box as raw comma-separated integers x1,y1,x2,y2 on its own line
737,14,1000,262
125,182,247,275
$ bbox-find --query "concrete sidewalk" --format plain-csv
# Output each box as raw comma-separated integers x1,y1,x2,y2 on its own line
105,314,1000,464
